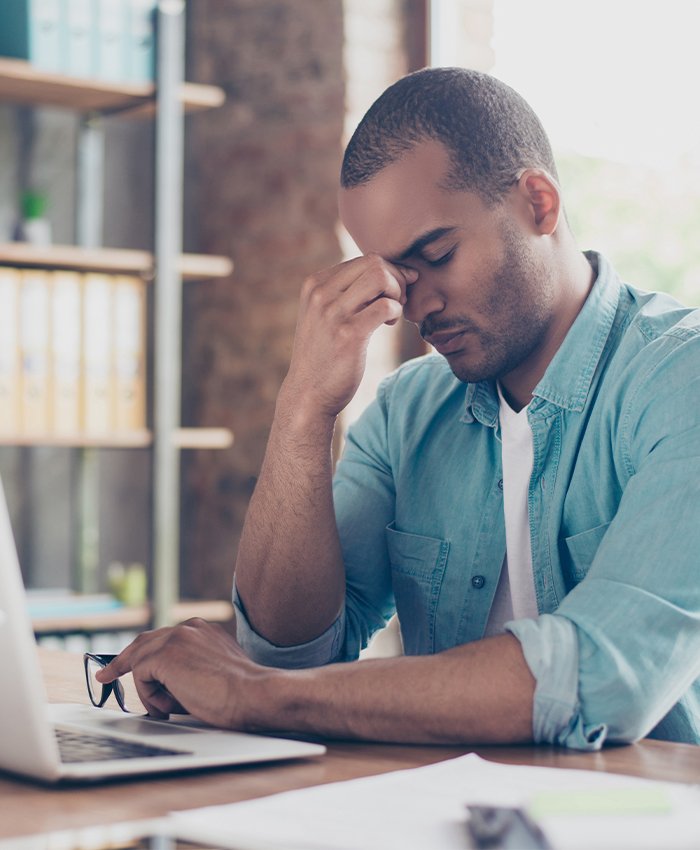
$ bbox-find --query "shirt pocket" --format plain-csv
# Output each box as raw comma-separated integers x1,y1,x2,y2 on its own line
385,522,449,655
564,521,612,584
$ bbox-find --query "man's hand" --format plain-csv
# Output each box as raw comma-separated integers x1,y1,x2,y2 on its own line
282,254,417,420
96,622,534,745
96,619,267,728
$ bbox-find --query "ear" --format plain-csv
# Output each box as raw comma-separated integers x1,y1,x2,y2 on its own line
515,170,561,236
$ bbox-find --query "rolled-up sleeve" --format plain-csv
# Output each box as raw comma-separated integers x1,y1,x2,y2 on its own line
512,329,700,749
506,615,607,750
233,585,347,668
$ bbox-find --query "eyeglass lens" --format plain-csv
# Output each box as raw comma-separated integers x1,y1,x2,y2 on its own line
85,654,129,712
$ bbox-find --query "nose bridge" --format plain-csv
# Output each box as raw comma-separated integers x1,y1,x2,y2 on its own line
403,273,444,325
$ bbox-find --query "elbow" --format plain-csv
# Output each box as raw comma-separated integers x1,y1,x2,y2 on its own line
559,679,659,750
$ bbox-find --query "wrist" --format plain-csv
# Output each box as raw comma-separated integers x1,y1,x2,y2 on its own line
238,667,302,733
276,380,338,438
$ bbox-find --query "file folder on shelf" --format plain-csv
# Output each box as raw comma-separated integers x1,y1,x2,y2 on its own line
51,270,83,436
19,269,51,435
126,0,156,82
0,268,22,436
82,272,114,435
0,0,63,73
113,275,146,432
63,0,93,79
94,0,129,82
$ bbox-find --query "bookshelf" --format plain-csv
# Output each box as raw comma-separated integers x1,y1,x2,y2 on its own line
0,3,233,629
0,242,233,280
0,57,224,116
0,428,234,450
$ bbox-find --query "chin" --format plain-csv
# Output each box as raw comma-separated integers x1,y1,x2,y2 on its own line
444,352,508,385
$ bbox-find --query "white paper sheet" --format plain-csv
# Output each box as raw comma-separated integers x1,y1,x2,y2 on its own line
169,753,700,850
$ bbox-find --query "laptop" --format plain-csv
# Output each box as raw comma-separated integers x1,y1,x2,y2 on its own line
0,479,326,783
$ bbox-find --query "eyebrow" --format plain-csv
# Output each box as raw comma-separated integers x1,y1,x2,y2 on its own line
391,227,458,263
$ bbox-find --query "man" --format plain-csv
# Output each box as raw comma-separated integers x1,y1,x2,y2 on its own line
99,68,700,749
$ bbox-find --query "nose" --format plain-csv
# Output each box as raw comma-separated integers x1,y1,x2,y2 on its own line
402,274,445,326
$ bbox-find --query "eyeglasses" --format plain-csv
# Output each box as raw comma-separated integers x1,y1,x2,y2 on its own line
83,653,130,713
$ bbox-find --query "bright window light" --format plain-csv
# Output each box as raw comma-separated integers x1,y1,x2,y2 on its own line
433,0,700,303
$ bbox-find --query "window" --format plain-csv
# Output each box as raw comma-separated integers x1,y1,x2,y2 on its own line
432,0,700,303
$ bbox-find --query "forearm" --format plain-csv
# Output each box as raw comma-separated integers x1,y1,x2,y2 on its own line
235,254,416,648
235,385,346,646
249,633,535,744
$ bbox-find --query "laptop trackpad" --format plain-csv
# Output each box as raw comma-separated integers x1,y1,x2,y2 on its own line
96,716,202,736
48,703,209,736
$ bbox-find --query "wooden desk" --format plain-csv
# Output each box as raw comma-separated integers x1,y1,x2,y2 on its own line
1,649,699,841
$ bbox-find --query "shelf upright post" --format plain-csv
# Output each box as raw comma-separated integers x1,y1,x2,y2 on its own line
152,0,186,627
75,112,106,595
76,114,105,249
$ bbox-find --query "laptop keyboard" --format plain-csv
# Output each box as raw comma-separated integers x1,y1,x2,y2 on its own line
56,727,183,763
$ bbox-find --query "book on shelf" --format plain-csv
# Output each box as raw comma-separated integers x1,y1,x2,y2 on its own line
94,0,129,82
0,265,147,441
0,0,157,84
51,270,83,435
113,275,146,432
19,268,51,435
26,589,124,620
0,0,64,73
63,0,94,79
82,271,115,436
126,0,157,83
0,267,21,436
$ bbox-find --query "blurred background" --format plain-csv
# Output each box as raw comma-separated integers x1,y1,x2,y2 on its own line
0,0,697,648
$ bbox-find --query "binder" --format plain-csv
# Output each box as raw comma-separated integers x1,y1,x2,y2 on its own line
19,269,52,436
94,0,129,82
126,0,156,82
82,273,114,435
113,275,146,432
0,0,63,72
0,268,22,437
62,0,94,79
50,270,82,436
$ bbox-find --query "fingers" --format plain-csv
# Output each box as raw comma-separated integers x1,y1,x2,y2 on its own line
95,626,171,683
302,254,417,322
309,253,416,296
94,620,229,721
134,679,187,720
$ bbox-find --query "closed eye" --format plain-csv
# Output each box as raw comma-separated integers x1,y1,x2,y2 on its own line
423,246,456,268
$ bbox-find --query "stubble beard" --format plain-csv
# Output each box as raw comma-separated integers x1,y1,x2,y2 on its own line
441,224,555,385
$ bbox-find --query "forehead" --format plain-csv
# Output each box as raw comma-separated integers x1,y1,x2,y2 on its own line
339,139,489,257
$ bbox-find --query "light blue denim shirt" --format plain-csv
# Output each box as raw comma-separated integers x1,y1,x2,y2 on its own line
235,252,700,750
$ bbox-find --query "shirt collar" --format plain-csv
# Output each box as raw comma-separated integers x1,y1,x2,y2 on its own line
462,251,620,424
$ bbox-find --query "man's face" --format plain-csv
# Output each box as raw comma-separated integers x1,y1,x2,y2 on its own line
338,140,558,387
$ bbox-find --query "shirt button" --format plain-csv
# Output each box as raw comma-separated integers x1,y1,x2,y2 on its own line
471,575,486,589
497,479,504,491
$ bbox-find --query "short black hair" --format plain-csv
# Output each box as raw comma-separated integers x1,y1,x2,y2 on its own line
341,67,558,204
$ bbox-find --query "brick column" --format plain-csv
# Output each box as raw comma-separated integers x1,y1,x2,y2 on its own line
182,0,345,599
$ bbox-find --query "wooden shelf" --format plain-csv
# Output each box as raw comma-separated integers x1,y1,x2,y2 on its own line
171,428,234,450
0,427,234,450
0,57,225,116
0,242,233,280
0,431,152,448
31,597,234,636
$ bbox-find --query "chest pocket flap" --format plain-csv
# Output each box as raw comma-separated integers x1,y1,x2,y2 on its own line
385,522,449,655
564,520,612,583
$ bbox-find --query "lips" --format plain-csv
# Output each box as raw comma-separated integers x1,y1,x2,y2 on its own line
424,329,468,355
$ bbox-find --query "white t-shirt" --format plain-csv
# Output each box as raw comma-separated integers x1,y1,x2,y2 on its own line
484,384,539,636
